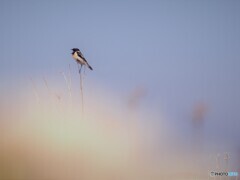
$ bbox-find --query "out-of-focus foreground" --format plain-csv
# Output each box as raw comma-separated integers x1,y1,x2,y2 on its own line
0,77,239,180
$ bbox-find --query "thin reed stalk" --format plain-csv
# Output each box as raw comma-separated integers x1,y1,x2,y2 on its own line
78,64,84,119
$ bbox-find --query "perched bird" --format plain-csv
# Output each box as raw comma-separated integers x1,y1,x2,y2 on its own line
71,48,93,73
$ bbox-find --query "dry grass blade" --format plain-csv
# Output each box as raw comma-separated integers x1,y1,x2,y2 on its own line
43,76,61,102
61,71,72,102
29,77,40,104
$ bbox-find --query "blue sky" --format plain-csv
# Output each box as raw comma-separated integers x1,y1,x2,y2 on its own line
1,0,240,161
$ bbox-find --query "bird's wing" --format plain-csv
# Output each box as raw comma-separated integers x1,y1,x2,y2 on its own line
77,51,87,62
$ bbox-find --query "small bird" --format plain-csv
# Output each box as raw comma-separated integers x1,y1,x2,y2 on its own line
71,48,93,73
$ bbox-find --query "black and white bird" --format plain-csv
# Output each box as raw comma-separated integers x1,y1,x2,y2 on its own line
71,48,93,73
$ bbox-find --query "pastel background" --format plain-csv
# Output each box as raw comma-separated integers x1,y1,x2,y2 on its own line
1,0,240,179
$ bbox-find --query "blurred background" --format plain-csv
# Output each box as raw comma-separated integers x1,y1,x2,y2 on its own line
0,0,240,179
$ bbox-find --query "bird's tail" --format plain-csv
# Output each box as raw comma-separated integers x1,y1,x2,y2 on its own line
87,63,93,70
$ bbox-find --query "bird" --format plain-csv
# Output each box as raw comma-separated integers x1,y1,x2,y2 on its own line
71,48,93,73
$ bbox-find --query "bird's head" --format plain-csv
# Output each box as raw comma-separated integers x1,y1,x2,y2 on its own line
71,48,80,52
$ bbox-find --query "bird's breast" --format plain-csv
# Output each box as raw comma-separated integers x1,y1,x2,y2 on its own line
72,53,85,65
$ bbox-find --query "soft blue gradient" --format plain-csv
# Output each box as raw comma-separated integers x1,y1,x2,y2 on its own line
1,0,240,161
